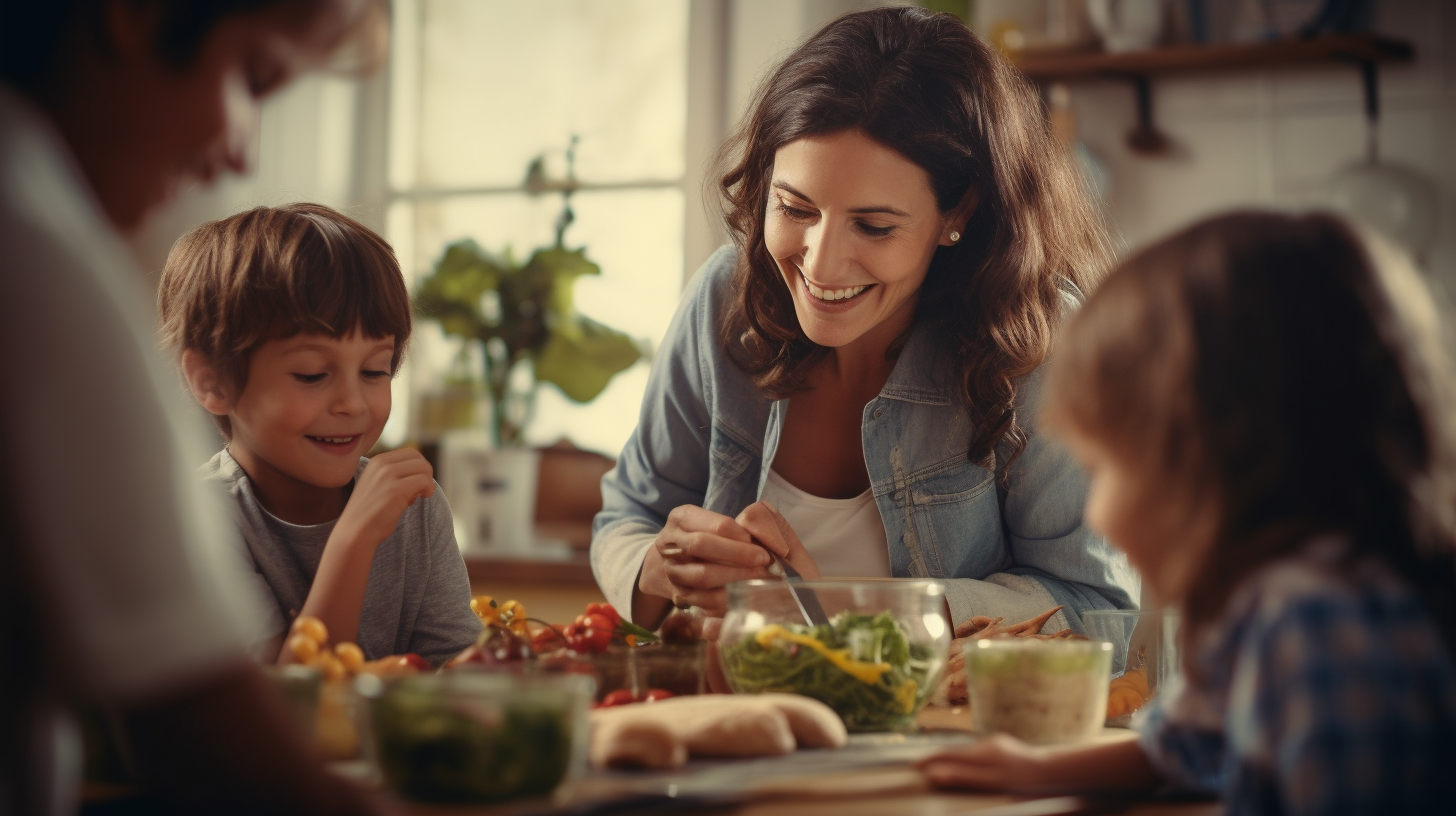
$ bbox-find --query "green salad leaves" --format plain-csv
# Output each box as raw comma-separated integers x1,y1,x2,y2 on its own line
722,611,941,732
370,680,575,802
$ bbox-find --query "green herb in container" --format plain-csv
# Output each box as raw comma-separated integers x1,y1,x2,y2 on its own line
361,671,592,803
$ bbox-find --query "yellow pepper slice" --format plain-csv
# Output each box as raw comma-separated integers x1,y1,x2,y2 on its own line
894,679,918,713
754,624,892,684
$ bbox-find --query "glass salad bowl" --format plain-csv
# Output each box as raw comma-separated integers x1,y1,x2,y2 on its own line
718,579,950,732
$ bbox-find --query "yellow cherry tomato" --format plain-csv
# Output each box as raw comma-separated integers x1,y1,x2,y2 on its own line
318,651,347,684
291,615,328,645
287,632,320,664
334,642,365,674
498,599,527,633
470,595,502,626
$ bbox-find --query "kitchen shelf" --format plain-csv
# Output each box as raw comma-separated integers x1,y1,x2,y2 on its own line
1012,34,1413,81
1012,34,1414,158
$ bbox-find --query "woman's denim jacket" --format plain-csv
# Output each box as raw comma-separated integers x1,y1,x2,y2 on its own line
592,247,1140,629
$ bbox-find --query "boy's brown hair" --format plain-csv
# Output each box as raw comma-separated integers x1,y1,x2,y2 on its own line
1042,210,1456,653
158,202,411,438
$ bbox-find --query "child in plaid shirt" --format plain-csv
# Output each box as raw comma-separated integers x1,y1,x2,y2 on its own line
919,211,1456,815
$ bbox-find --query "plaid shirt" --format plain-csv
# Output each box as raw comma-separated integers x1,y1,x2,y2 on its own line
1138,538,1456,815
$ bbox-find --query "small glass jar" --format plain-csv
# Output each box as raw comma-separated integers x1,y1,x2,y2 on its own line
964,638,1114,745
1082,607,1180,726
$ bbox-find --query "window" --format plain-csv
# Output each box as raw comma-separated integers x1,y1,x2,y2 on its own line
383,0,692,456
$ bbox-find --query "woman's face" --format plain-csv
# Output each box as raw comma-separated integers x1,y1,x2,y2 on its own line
764,129,963,352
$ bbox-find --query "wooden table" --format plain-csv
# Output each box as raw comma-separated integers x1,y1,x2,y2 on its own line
386,707,1221,816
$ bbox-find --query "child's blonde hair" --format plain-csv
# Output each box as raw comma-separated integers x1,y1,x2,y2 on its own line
1043,210,1456,650
158,203,411,439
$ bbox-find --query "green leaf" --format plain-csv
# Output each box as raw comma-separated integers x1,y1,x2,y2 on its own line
522,246,601,339
534,315,643,403
413,240,509,341
616,620,659,643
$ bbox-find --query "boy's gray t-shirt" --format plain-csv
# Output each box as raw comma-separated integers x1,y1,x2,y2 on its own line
203,449,483,663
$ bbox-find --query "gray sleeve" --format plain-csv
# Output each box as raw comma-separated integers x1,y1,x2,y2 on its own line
405,486,483,663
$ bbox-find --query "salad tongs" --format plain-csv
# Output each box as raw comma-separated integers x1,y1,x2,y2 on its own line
769,551,831,628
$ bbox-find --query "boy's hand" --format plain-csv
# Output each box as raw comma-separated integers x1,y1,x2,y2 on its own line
336,448,436,551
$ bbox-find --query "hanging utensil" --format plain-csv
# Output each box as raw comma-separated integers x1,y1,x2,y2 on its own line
1325,60,1438,263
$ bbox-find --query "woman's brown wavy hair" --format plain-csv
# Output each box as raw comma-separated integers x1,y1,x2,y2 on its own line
716,6,1111,473
1042,211,1456,654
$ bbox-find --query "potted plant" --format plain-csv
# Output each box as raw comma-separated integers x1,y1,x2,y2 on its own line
413,240,644,449
412,150,645,551
413,138,645,550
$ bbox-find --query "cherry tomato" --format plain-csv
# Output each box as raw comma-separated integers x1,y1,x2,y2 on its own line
334,641,365,673
291,615,329,645
401,653,431,671
600,689,638,707
317,651,347,683
530,625,565,653
287,632,320,664
586,602,623,627
581,613,614,633
577,626,612,654
643,689,673,702
475,629,530,662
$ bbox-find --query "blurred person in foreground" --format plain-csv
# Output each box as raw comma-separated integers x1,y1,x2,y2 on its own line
0,1,391,813
919,212,1456,813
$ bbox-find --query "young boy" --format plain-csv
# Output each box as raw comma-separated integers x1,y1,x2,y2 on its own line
159,202,482,665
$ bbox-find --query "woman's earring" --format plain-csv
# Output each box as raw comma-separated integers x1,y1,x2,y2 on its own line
949,231,961,243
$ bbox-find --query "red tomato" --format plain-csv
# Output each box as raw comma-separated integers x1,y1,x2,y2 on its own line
586,602,623,627
600,689,638,707
578,626,612,654
530,626,563,652
401,653,430,671
643,689,673,702
581,613,614,633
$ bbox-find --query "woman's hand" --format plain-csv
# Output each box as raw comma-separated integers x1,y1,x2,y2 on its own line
916,733,1051,793
638,505,776,617
734,501,820,580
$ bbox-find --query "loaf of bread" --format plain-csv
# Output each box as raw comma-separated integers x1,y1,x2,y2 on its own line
589,694,847,769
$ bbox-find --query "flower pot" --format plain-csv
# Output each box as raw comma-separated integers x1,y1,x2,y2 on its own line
440,429,541,552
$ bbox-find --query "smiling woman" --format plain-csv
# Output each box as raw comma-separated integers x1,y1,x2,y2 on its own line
592,6,1140,640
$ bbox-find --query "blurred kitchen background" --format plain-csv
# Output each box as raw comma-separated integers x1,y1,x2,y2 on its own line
131,0,1455,471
